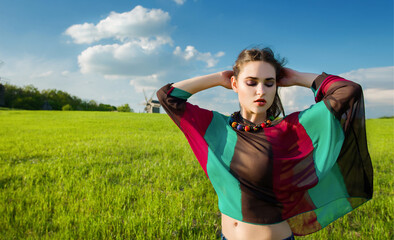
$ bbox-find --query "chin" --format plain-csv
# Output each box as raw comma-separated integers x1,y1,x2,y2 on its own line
250,108,267,115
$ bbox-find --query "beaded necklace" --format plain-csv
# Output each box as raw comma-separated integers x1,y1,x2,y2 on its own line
229,112,275,132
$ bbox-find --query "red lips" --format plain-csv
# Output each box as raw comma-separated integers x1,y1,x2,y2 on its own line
254,99,266,103
254,98,266,106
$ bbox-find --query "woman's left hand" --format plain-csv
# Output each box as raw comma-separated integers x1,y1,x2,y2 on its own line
278,68,318,88
277,68,300,87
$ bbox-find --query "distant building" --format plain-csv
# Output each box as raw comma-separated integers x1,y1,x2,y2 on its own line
143,90,161,113
150,100,161,113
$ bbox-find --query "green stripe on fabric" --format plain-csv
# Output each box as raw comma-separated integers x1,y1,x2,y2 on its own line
205,112,242,220
298,102,344,178
170,87,192,100
311,164,353,227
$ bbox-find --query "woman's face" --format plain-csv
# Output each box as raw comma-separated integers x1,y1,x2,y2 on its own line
231,61,277,122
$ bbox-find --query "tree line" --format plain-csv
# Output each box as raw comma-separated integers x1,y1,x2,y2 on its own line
0,83,133,112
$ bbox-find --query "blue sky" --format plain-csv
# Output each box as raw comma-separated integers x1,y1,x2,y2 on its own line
0,0,393,118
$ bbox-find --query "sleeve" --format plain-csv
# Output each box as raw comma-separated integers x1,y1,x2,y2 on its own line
313,72,373,196
288,73,373,235
309,73,372,187
298,73,372,180
157,84,214,177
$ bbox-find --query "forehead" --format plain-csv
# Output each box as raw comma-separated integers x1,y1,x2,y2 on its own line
239,61,276,78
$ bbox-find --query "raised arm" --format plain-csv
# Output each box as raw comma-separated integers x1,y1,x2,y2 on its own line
278,68,362,120
157,70,233,134
277,68,319,88
172,70,233,94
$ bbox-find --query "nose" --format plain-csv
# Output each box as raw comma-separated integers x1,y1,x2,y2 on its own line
256,83,264,96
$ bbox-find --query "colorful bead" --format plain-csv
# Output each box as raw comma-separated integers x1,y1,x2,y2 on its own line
253,126,259,131
237,125,243,131
244,126,251,132
266,120,271,125
261,122,266,128
232,122,237,128
269,116,275,121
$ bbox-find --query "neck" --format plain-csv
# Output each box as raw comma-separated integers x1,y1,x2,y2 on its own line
240,109,267,124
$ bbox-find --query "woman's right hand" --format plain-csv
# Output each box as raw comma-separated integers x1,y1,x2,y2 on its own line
220,70,234,89
172,70,234,95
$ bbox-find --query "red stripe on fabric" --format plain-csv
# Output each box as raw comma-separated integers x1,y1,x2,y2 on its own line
180,103,213,177
315,75,352,102
265,113,317,219
167,86,175,96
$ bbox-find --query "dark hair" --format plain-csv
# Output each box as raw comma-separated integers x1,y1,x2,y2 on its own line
232,47,286,118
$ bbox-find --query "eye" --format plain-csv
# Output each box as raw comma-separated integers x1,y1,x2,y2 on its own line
265,81,275,87
246,81,257,86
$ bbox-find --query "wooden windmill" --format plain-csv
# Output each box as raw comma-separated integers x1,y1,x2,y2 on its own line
143,89,160,113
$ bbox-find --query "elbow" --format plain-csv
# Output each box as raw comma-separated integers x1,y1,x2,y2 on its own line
156,84,172,104
350,82,362,101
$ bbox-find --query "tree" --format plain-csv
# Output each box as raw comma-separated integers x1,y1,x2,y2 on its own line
62,104,73,111
117,104,132,112
3,82,117,111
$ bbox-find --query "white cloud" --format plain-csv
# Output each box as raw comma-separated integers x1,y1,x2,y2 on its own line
129,74,160,93
63,5,225,95
215,51,225,58
339,66,394,89
65,5,172,45
173,0,186,5
61,70,70,76
173,46,222,68
58,3,230,112
77,41,223,80
278,87,313,113
364,88,394,105
35,70,54,78
65,23,100,44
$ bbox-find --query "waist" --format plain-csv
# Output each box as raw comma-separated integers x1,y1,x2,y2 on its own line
221,213,293,240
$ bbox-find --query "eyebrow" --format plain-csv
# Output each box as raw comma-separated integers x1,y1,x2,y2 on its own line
245,76,276,81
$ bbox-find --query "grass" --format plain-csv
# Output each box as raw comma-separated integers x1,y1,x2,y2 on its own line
0,110,392,239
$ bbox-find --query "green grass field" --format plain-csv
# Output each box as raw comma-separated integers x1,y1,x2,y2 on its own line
0,111,393,239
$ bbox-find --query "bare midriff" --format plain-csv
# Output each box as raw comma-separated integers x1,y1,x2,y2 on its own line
221,214,293,240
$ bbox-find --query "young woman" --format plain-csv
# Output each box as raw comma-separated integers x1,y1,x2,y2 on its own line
157,48,373,240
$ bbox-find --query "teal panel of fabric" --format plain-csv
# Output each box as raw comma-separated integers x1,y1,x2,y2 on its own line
298,101,344,178
314,197,353,228
170,87,192,100
205,112,237,169
310,164,353,227
308,163,351,207
205,112,242,220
